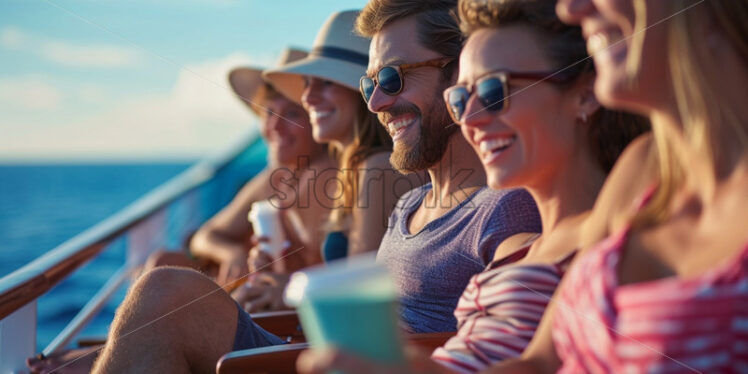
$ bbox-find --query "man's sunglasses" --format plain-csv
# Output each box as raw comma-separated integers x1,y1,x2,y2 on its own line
360,57,455,103
443,70,576,124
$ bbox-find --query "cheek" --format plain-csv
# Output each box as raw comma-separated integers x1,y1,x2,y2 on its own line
335,92,360,122
504,91,572,154
460,126,479,152
402,75,443,114
637,29,670,96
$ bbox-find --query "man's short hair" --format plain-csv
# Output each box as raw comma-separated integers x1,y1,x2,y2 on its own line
355,0,462,59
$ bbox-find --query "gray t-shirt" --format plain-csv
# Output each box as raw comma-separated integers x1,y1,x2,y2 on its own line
376,184,541,333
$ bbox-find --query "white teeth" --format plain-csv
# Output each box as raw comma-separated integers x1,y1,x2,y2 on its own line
310,110,333,120
479,137,515,154
388,118,412,133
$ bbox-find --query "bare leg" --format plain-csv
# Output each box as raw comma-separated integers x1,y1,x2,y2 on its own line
92,267,239,374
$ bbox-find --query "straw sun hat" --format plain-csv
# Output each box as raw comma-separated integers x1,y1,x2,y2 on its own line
263,10,370,104
228,47,308,116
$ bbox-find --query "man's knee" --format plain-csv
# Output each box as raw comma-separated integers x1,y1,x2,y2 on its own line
123,267,230,320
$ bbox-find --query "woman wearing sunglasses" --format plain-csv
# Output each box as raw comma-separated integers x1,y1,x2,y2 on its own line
468,0,748,372
432,0,649,369
296,0,648,373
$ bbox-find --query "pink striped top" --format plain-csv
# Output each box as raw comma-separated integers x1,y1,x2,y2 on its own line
432,244,575,373
553,195,748,373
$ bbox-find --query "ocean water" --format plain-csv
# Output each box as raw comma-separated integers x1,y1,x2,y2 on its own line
0,163,192,351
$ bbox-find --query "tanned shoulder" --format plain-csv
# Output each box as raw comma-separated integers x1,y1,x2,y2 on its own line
580,133,658,250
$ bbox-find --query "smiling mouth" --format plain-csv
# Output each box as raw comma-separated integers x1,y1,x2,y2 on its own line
478,135,516,163
310,109,333,121
387,115,416,141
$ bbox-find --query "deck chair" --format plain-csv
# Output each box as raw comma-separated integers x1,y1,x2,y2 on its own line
216,331,453,374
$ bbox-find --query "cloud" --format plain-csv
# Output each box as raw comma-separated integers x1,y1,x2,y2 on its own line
0,26,143,68
0,26,28,49
40,41,142,68
0,75,63,110
0,53,279,161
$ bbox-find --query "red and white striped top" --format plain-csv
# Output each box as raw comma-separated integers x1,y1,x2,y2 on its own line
553,219,748,373
432,245,575,373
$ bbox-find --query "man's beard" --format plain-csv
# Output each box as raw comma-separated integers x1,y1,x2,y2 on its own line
385,100,458,174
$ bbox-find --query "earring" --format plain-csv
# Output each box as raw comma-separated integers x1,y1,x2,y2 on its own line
580,112,588,124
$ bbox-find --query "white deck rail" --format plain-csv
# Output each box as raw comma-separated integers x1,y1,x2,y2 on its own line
0,134,265,372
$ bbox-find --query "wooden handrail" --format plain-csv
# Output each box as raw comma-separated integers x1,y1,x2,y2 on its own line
0,134,262,320
43,264,135,356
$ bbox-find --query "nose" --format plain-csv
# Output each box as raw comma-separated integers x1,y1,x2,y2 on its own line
366,85,397,114
556,0,593,25
461,94,492,129
301,79,321,108
266,111,284,134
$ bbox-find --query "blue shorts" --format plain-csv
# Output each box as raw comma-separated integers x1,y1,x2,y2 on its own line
232,302,288,351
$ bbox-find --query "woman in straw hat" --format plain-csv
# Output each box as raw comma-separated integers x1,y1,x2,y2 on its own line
27,48,336,374
237,9,424,313
190,47,337,288
141,48,333,288
263,11,424,262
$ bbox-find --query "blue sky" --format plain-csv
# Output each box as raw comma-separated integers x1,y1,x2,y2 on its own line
0,0,368,162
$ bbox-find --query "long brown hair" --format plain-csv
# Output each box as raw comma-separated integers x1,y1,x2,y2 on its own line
328,96,392,231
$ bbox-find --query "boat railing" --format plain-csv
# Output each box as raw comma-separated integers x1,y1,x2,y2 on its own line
0,133,267,373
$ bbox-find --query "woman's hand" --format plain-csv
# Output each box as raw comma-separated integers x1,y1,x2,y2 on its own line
248,235,309,275
296,345,455,374
248,236,279,273
231,272,291,312
216,249,249,286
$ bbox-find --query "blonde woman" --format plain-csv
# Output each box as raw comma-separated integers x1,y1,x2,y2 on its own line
482,0,748,372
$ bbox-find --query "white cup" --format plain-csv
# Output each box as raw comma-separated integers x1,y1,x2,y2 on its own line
247,200,286,259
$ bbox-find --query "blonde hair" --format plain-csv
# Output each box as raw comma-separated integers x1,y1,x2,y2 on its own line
634,0,748,227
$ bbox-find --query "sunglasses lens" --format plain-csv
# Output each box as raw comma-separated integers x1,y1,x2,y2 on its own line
477,77,505,112
360,77,375,102
446,87,469,122
377,67,402,94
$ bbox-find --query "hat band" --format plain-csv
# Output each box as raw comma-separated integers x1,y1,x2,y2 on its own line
311,46,368,67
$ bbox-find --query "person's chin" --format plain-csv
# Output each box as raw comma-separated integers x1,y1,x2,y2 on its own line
487,171,516,191
312,129,331,144
390,150,419,173
594,74,637,111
